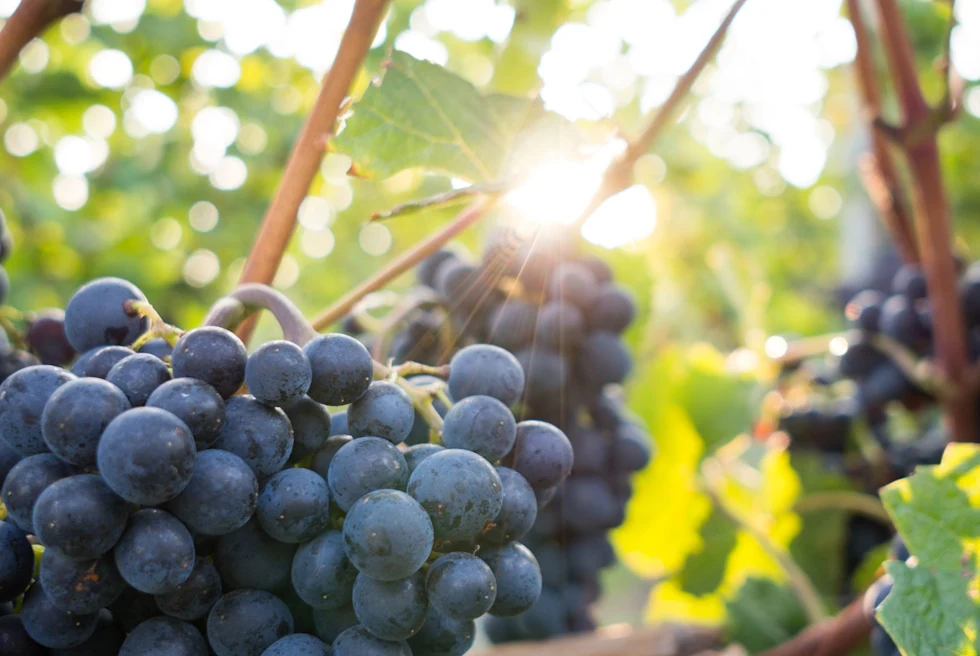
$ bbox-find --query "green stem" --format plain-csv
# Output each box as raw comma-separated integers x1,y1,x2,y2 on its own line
794,492,891,524
374,360,446,435
701,463,828,625
126,300,183,349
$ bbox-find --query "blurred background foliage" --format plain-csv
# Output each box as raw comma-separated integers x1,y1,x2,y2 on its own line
1,0,979,645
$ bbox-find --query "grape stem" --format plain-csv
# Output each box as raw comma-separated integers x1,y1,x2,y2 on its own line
700,460,828,625
373,359,448,434
794,491,891,525
125,300,184,350
234,0,391,345
310,196,498,331
871,0,974,443
845,0,919,264
202,284,319,346
0,0,83,84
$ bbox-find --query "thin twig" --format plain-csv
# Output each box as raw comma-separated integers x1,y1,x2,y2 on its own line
794,491,891,525
874,0,974,443
236,0,390,344
570,0,750,230
0,0,82,84
700,463,828,625
845,0,918,264
310,196,497,331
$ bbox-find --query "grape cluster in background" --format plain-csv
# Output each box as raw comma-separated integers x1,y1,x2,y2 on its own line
344,224,654,643
0,266,582,654
774,260,980,656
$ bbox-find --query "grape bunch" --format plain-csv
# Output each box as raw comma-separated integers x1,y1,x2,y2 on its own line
344,225,654,642
0,273,575,655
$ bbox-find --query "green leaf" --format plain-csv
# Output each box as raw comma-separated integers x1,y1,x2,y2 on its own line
334,52,580,183
878,444,980,656
678,506,737,594
724,577,807,652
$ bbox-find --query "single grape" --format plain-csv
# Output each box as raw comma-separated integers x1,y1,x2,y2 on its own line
21,582,98,649
567,534,615,579
406,606,476,656
330,410,349,436
212,395,293,479
113,509,195,595
146,377,225,449
0,440,20,488
64,277,147,353
256,468,331,543
292,530,358,610
509,420,574,489
441,395,517,462
214,518,296,593
0,364,76,455
330,625,411,656
879,294,931,353
48,608,125,655
425,552,496,622
586,284,636,334
171,327,248,399
448,344,525,407
342,490,433,581
42,377,130,467
404,444,445,474
548,262,599,309
74,345,135,379
515,347,568,407
609,423,653,472
559,477,622,532
207,589,294,656
261,633,331,656
98,407,196,505
310,434,352,479
246,340,312,407
483,467,537,544
39,548,125,613
408,449,503,543
1,453,75,533
119,616,207,655
154,557,222,621
0,614,46,656
138,338,174,361
311,604,359,644
283,396,331,461
327,436,409,511
434,260,487,311
576,331,632,387
25,310,75,366
479,542,542,617
536,301,585,350
486,299,537,351
417,250,458,288
108,587,163,633
303,333,374,406
0,520,33,603
347,381,415,444
567,426,609,477
167,449,258,536
106,353,172,406
352,570,427,641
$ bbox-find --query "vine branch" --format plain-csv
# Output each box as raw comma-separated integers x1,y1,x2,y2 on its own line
758,597,869,656
873,0,973,443
236,0,390,344
570,0,749,230
310,196,497,331
0,0,82,84
845,0,918,264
